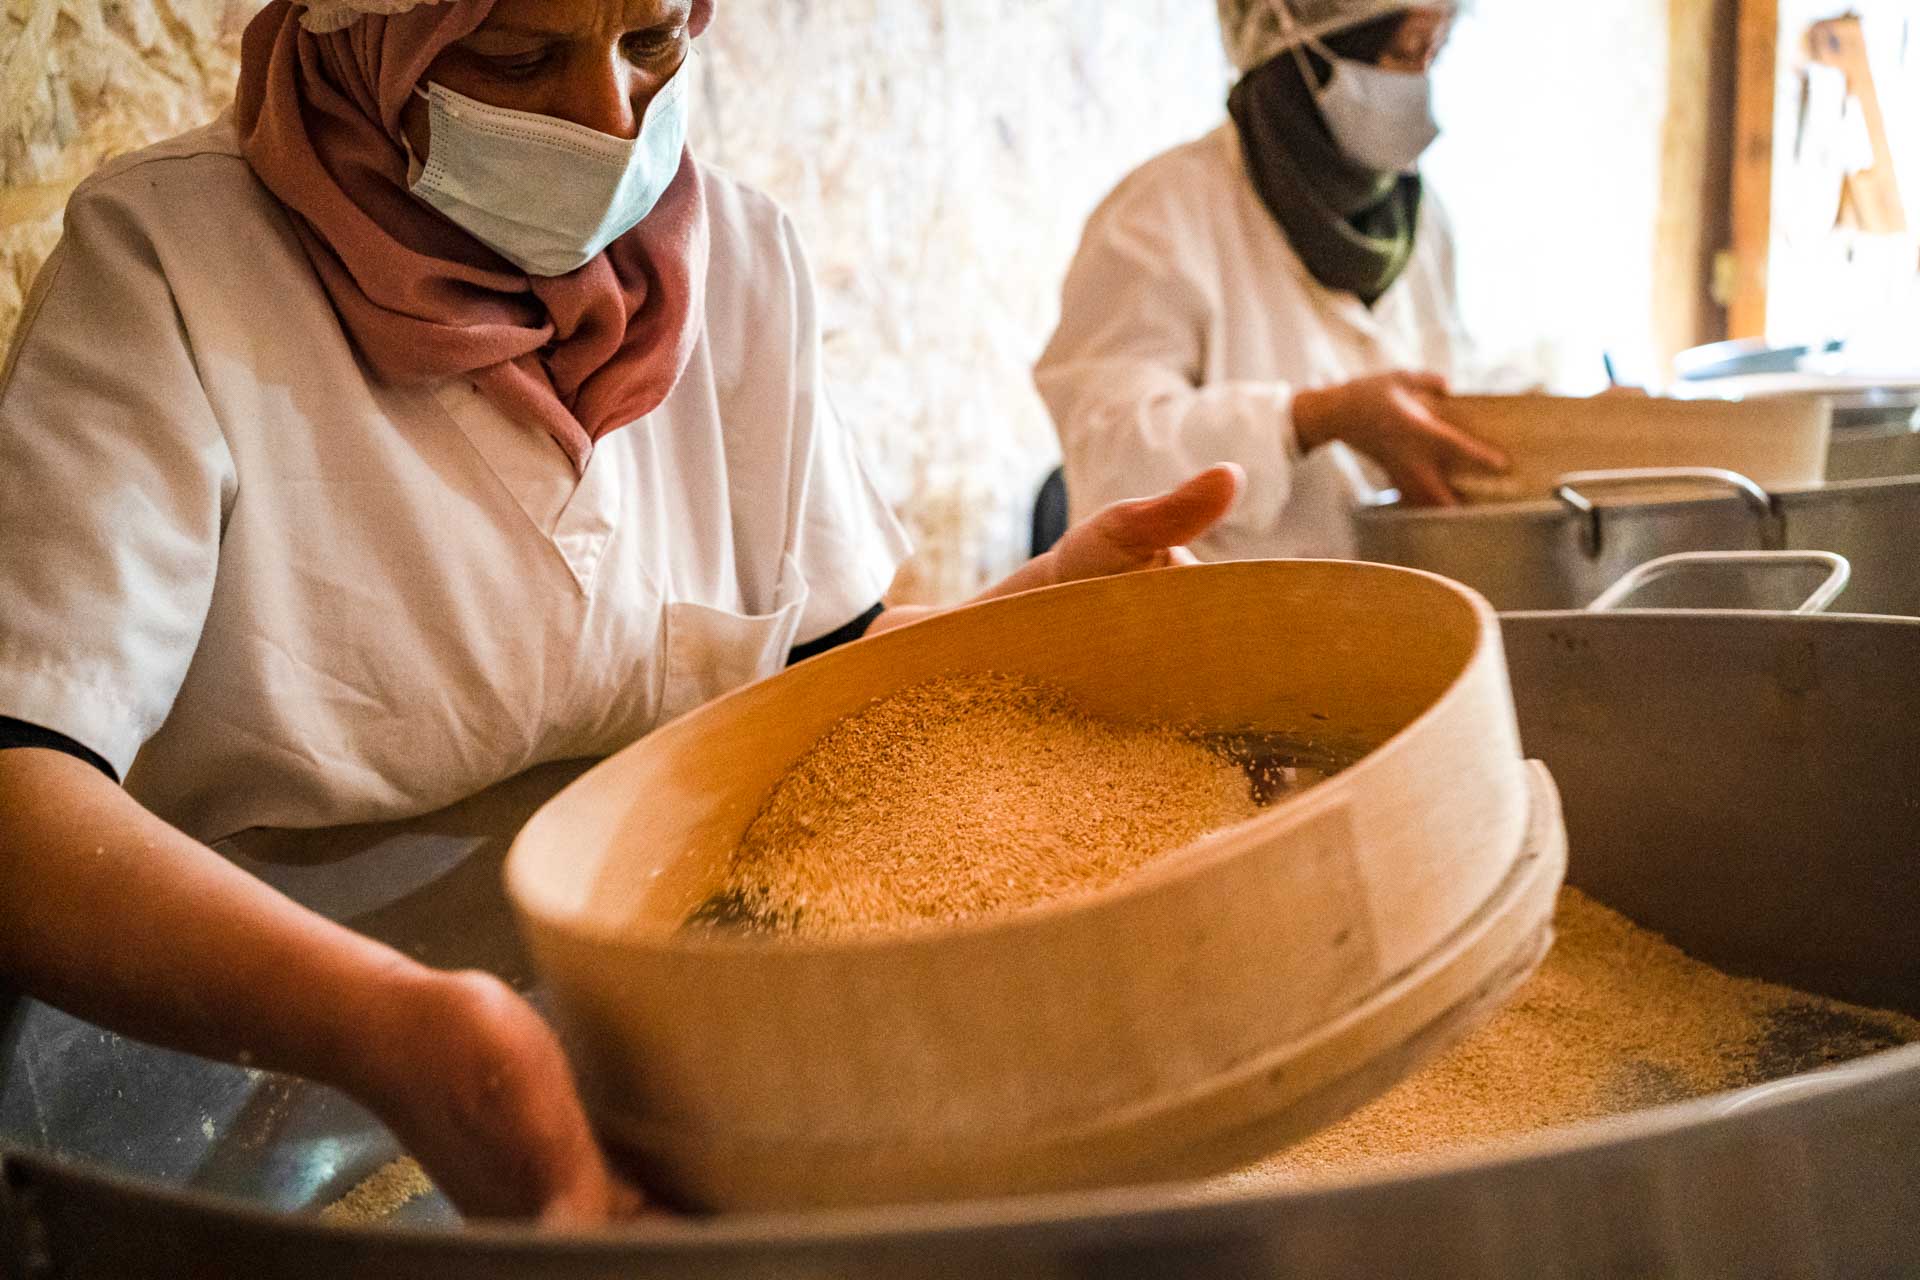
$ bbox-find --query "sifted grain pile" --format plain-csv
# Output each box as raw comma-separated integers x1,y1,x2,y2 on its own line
317,1157,434,1225
689,673,1267,938
1225,887,1920,1189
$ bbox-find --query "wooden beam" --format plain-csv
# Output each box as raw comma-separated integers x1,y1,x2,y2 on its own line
1653,0,1737,375
1727,0,1778,338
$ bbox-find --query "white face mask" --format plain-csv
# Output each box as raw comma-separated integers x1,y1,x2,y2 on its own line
1310,51,1440,174
408,61,692,277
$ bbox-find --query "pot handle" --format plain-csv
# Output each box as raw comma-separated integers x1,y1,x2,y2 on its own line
1586,550,1852,615
1553,468,1784,558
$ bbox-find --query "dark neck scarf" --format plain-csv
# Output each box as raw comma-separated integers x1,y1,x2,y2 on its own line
1227,51,1422,308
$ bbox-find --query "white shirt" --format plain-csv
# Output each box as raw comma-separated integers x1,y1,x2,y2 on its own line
0,116,907,844
1035,123,1469,561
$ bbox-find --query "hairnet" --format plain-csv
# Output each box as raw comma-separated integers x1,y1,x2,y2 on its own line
294,0,716,34
1216,0,1459,73
295,0,450,33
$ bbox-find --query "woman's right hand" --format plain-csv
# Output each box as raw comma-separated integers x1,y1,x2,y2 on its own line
352,966,643,1225
0,747,640,1229
1292,372,1508,506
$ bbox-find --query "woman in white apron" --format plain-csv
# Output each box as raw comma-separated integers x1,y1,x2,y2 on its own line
1036,0,1504,563
0,0,1240,1221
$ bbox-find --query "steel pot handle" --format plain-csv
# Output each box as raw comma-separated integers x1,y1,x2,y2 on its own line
1553,468,1784,558
1586,550,1852,615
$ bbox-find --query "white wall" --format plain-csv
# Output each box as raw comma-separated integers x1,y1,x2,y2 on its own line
1,0,250,338
1424,0,1674,391
689,1,1233,599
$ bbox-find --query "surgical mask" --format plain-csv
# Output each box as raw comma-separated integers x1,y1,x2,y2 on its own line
1309,50,1440,173
407,61,691,276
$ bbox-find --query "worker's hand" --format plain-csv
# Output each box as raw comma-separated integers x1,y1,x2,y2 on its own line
1041,463,1244,585
870,466,1242,637
1293,372,1507,507
353,967,642,1226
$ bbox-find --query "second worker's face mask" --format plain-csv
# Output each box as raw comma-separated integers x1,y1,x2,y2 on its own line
1305,45,1441,173
407,59,692,277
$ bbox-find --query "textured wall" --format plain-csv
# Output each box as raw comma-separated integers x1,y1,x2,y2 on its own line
1,0,252,337
688,3,1231,599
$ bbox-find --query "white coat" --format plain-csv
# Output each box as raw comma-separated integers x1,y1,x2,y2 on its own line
0,116,908,844
1035,122,1469,562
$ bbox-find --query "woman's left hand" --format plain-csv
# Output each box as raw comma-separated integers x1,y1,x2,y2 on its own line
869,464,1243,638
1034,463,1244,588
354,967,644,1226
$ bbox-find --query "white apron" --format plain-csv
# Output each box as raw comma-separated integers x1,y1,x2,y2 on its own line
1035,123,1469,561
0,116,907,843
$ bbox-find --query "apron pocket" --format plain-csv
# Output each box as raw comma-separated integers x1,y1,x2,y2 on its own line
659,586,808,726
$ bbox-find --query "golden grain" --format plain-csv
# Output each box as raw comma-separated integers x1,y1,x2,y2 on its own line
1228,888,1920,1187
698,673,1264,938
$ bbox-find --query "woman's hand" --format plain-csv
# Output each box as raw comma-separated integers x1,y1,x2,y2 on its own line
1039,462,1245,585
0,747,638,1229
872,464,1244,639
1293,372,1507,507
352,966,643,1226
1006,462,1245,593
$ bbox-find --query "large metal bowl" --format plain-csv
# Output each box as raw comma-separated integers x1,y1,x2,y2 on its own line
7,606,1920,1277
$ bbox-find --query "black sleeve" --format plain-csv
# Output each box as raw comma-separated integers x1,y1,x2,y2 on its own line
787,602,886,666
0,717,118,783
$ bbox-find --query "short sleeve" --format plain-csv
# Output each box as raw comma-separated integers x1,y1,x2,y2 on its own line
0,174,235,778
773,215,911,647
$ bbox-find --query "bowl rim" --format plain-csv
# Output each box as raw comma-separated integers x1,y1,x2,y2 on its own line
1439,390,1832,418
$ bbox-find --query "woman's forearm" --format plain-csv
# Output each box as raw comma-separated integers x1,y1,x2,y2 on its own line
0,747,635,1220
0,747,422,1098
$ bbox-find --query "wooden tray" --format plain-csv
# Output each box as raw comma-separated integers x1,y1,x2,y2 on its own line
1442,393,1832,503
505,560,1567,1210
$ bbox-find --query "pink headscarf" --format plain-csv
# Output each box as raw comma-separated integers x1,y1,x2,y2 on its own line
234,0,715,471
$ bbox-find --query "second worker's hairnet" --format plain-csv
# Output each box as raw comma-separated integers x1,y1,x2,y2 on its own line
1217,0,1461,73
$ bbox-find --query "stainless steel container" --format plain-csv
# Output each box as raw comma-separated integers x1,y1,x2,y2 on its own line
1823,389,1920,480
1355,468,1920,614
7,605,1920,1277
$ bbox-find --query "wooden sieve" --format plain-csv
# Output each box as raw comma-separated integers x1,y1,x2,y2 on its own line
505,560,1566,1211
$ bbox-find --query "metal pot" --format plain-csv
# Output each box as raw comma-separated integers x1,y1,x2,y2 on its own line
1355,467,1920,614
1823,390,1920,480
6,593,1920,1278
